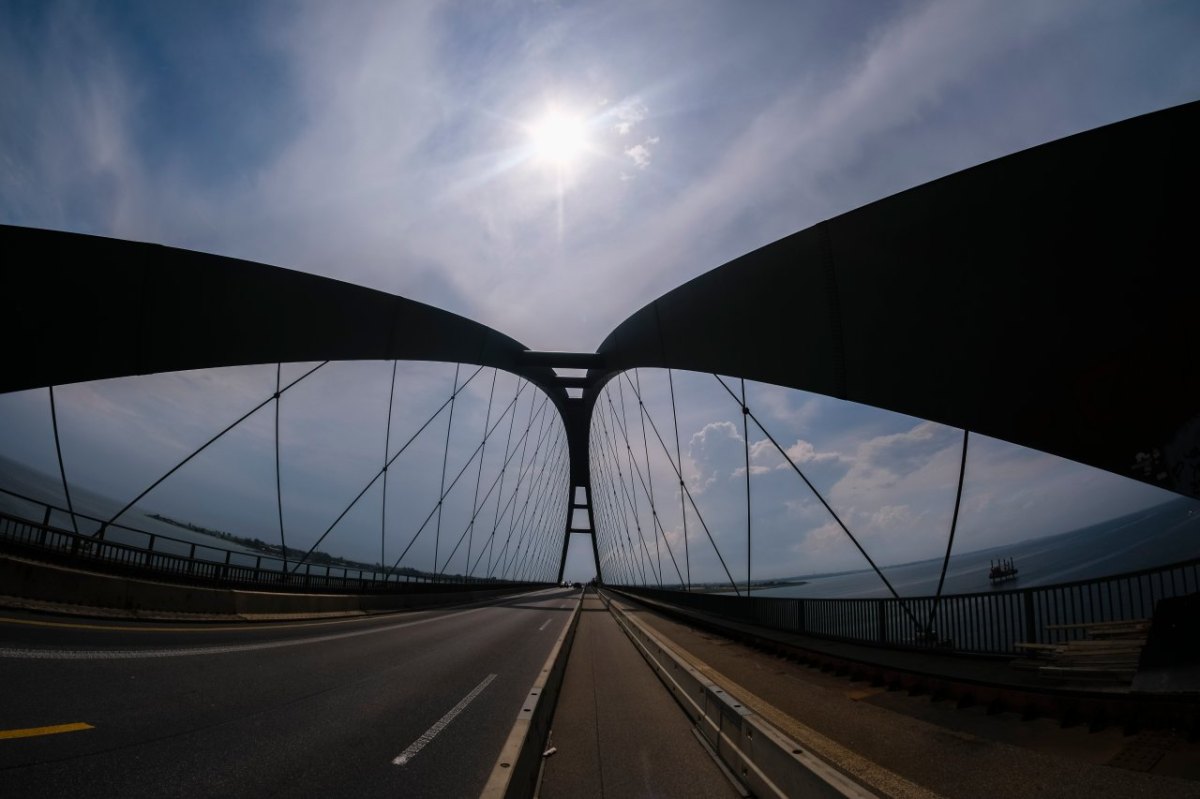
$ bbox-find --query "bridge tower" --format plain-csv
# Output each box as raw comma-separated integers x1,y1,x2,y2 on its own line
516,351,605,584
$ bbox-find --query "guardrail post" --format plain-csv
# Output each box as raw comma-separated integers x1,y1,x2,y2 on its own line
41,505,51,528
1023,589,1037,643
254,556,261,582
876,599,887,644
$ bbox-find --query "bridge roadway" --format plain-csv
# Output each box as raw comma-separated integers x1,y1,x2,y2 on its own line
4,585,1198,798
0,588,586,798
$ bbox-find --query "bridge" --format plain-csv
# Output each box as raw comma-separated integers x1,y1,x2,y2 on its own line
0,101,1197,797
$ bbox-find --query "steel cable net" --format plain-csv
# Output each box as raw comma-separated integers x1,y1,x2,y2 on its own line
587,368,1196,605
0,361,569,586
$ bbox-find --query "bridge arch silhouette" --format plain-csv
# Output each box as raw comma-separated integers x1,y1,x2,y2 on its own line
3,100,1197,588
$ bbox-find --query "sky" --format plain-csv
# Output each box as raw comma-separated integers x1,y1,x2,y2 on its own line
2,1,1199,585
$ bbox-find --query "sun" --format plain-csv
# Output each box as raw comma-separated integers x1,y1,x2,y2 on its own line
527,109,588,167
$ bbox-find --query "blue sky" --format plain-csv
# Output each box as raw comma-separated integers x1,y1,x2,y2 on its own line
2,1,1198,584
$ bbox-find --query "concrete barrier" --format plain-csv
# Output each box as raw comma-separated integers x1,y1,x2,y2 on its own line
602,590,877,799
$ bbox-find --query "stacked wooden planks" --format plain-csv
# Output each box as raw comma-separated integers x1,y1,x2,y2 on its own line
1013,619,1150,684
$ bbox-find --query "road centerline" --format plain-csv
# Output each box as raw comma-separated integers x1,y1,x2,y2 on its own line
0,722,94,741
393,673,497,766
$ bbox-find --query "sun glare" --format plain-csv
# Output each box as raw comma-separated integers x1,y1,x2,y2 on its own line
528,110,587,167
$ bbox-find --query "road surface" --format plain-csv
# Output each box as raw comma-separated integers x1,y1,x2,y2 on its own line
0,587,580,798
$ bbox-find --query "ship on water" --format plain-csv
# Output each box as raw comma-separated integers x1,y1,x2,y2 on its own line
989,557,1018,584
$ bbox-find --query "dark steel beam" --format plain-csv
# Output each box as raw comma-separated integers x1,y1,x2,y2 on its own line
0,226,566,410
591,101,1200,500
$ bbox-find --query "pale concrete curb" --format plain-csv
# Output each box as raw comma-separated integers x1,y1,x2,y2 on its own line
480,588,583,799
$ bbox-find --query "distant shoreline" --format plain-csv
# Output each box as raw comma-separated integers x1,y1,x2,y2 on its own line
683,579,809,594
145,512,424,576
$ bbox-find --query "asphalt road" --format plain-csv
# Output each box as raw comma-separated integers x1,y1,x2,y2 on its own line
0,587,581,798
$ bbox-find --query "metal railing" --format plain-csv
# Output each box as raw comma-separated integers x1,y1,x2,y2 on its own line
614,557,1200,656
0,495,522,593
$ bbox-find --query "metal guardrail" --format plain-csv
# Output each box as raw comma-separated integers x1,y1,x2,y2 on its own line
0,506,520,594
600,589,877,799
614,557,1200,656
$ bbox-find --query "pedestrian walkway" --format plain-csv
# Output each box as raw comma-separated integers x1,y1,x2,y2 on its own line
537,593,742,799
609,592,1200,799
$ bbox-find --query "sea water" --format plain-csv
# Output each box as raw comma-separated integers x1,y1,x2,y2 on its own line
743,497,1200,599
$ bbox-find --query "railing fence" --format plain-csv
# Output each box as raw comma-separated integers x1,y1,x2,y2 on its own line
0,506,522,594
616,557,1200,656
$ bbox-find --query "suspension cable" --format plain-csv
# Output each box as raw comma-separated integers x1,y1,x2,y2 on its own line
623,372,685,585
465,369,498,575
515,437,569,581
505,427,562,577
591,414,635,584
105,361,328,530
394,378,539,578
614,383,664,586
927,429,970,634
381,360,398,571
292,364,484,572
616,373,739,594
633,371,664,583
489,393,546,577
497,398,557,577
433,364,462,575
667,368,691,590
484,379,526,576
441,381,530,574
741,377,751,596
712,374,919,625
616,379,657,585
47,386,79,535
598,395,659,585
274,364,288,572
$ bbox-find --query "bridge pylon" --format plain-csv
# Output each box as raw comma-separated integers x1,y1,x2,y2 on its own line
557,483,600,585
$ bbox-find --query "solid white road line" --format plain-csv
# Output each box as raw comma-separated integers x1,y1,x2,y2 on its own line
393,673,497,766
0,605,494,660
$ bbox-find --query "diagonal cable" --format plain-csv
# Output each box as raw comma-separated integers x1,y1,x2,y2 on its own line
616,373,738,593
927,429,970,634
390,373,534,578
105,361,328,530
381,360,398,571
712,374,919,626
292,364,484,573
742,377,751,596
667,368,691,589
47,386,80,535
433,364,462,575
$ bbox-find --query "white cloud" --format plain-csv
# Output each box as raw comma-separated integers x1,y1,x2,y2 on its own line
624,136,660,169
686,420,742,492
612,99,648,135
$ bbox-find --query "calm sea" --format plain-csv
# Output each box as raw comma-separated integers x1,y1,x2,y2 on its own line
740,497,1200,599
3,456,1198,593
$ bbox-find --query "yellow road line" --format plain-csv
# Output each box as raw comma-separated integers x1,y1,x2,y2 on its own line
0,722,93,741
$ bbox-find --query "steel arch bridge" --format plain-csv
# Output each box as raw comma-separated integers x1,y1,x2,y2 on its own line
2,100,1197,585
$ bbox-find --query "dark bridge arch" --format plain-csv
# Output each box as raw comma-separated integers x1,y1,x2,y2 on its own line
588,100,1199,505
2,100,1197,584
0,227,566,408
